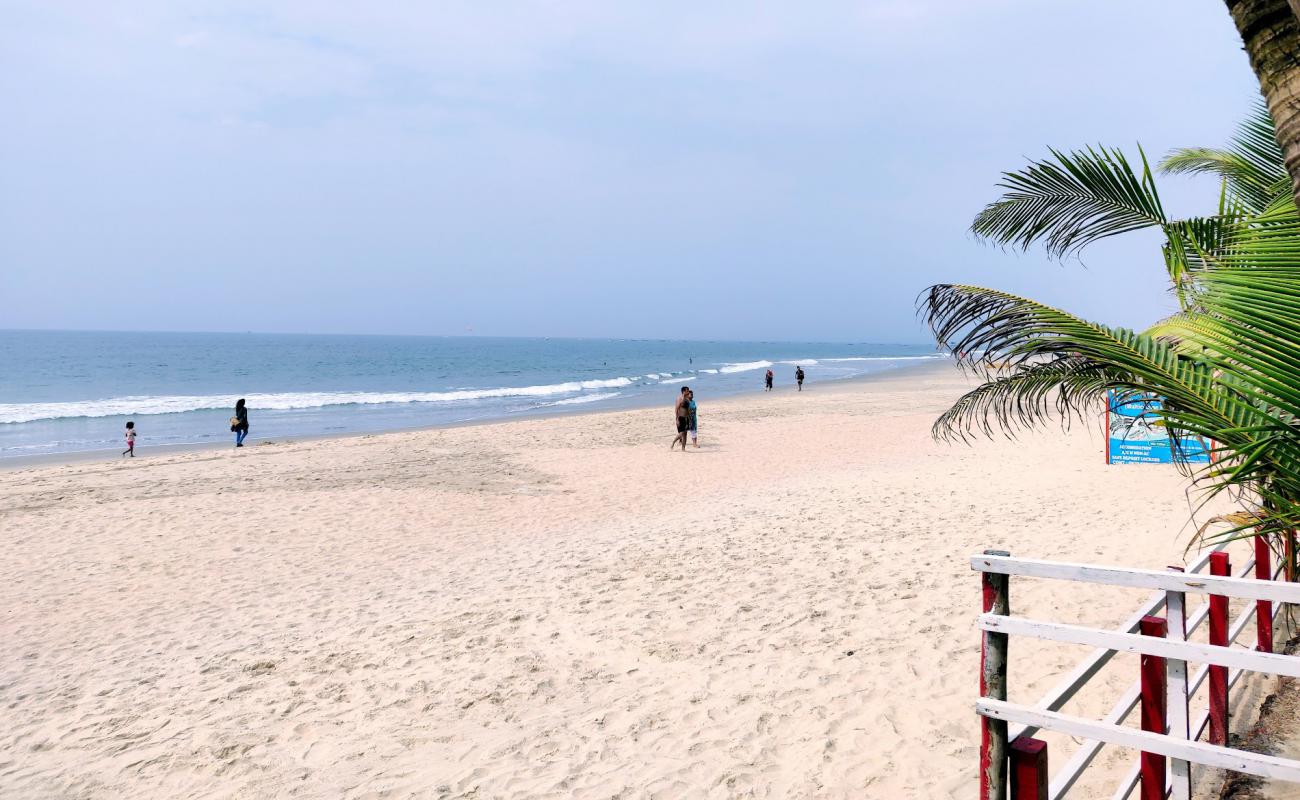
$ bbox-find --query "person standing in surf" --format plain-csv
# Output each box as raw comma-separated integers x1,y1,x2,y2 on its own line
764,369,774,392
672,386,691,451
795,366,805,391
232,399,250,447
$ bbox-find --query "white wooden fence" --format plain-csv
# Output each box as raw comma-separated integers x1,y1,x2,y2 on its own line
975,537,1300,800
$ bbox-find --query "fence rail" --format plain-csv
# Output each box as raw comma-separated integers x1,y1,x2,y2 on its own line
971,553,1300,603
978,615,1300,679
978,699,1300,782
975,534,1299,800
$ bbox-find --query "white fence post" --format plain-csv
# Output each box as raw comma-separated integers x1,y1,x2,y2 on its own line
1165,567,1191,800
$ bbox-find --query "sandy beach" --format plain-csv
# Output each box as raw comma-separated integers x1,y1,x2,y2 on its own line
0,364,1261,799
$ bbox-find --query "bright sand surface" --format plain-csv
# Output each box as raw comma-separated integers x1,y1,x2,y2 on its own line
1,364,1264,799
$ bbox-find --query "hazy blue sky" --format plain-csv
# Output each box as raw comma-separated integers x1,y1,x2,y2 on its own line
1,1,1262,342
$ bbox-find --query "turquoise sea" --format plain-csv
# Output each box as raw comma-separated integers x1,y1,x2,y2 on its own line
0,331,942,457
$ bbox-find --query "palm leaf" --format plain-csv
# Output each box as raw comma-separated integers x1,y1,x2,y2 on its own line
922,283,1300,529
1162,214,1243,305
933,356,1116,442
1159,103,1289,214
971,145,1166,260
929,105,1300,540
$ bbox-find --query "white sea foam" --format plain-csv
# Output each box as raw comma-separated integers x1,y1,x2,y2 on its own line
718,360,773,374
697,368,719,374
0,377,640,424
657,377,692,384
820,355,946,362
777,359,819,365
540,392,623,407
576,378,637,389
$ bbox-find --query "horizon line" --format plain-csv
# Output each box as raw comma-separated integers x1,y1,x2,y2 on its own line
0,327,937,348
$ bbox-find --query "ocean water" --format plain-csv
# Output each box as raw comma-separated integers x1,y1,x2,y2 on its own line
0,331,942,457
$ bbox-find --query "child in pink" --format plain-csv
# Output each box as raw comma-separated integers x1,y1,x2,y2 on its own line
123,421,136,457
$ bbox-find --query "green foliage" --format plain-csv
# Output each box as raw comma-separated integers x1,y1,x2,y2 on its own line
970,145,1165,260
1159,103,1289,215
925,106,1300,540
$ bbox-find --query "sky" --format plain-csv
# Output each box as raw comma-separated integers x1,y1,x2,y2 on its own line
0,1,1264,343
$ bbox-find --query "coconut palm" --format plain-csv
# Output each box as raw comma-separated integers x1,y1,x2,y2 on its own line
923,104,1300,544
1222,1,1300,208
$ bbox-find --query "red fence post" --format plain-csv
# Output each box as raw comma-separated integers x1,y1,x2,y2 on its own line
1209,551,1230,746
1009,737,1048,800
1139,615,1168,800
1256,536,1274,653
981,549,1011,800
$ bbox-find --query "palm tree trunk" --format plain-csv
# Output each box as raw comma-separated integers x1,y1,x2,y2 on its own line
1226,0,1300,206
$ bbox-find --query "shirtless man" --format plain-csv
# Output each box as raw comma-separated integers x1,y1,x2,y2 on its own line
672,386,691,451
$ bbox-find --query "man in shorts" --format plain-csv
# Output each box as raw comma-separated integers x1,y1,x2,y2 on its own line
672,386,691,451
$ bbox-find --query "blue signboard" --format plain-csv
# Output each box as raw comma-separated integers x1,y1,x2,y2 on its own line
1106,390,1211,465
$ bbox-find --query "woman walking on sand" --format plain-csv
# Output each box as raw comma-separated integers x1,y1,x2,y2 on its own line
795,366,805,391
764,369,774,392
232,398,250,447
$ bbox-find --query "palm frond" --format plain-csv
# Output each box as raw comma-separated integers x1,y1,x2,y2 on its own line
1159,102,1289,214
933,356,1114,442
971,145,1166,259
922,282,1300,527
1162,214,1243,305
929,104,1300,539
1142,313,1224,356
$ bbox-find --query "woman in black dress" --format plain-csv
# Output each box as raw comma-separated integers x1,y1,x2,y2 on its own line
232,399,250,447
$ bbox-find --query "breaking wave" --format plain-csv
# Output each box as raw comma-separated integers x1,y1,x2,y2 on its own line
820,355,946,363
539,392,623,407
0,377,640,424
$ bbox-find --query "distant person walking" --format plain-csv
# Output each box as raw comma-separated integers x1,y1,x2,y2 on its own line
687,389,699,448
232,398,250,447
122,421,136,457
672,386,691,451
795,366,805,391
764,369,774,392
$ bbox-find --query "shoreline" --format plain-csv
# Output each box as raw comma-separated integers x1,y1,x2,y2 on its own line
0,359,954,472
